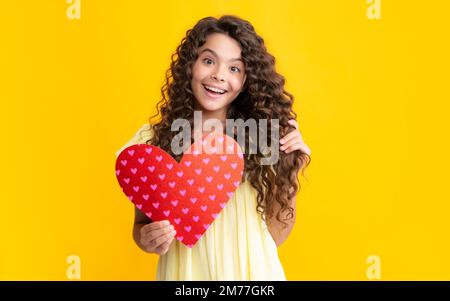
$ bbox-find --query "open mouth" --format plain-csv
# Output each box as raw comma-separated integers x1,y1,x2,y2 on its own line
203,84,227,97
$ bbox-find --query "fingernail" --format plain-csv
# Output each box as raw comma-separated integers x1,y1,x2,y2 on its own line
169,225,174,231
164,220,170,226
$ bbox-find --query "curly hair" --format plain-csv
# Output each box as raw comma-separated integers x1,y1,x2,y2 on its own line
147,15,311,228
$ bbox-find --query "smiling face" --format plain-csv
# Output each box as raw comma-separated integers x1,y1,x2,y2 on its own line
191,33,247,120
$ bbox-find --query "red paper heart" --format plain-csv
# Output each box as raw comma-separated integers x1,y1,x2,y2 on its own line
115,132,244,248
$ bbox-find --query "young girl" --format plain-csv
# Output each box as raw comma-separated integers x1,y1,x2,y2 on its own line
116,15,311,280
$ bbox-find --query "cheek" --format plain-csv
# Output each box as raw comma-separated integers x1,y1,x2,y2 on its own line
191,67,204,93
192,63,209,82
229,76,245,93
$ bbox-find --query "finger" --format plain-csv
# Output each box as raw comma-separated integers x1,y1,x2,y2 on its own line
155,240,171,255
288,119,299,129
280,130,301,145
144,230,172,251
140,220,171,236
147,229,176,250
156,234,176,255
142,224,174,243
141,223,174,244
286,143,311,155
281,137,303,151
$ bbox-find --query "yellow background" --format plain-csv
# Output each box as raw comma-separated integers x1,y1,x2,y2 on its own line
1,0,449,280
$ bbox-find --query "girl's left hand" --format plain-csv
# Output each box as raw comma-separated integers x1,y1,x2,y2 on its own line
280,119,312,155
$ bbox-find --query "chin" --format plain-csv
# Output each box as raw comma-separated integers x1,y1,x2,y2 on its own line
199,103,224,112
197,98,228,111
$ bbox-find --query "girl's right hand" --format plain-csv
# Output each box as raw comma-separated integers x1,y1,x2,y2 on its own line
139,220,177,255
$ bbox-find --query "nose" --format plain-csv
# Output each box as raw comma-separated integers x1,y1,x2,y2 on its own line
211,65,226,82
211,74,225,82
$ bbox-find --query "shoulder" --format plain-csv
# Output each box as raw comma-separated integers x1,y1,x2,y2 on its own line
115,123,155,157
136,123,154,142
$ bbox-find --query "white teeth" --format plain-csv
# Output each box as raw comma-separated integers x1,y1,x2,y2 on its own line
204,85,226,94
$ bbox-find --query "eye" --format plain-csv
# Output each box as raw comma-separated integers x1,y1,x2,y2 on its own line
230,66,241,73
202,58,214,65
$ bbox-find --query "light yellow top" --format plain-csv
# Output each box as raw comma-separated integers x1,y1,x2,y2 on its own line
116,124,286,280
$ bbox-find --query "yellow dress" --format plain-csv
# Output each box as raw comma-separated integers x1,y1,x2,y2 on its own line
115,124,286,281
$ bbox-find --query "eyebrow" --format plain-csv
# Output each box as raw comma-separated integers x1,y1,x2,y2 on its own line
199,48,243,63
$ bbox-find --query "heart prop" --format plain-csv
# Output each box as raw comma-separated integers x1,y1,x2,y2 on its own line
115,132,244,248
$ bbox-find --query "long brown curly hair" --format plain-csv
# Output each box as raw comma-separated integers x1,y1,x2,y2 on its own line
147,15,311,228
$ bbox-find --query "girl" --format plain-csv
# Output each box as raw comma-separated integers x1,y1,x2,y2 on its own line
116,15,311,280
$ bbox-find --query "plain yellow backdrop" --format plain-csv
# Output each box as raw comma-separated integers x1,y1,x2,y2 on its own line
1,0,449,280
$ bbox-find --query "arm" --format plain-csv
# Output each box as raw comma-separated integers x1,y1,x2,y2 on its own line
267,187,296,247
270,118,311,246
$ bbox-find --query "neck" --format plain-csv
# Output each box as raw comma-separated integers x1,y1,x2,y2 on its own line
192,107,228,138
193,104,228,130
195,102,228,121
